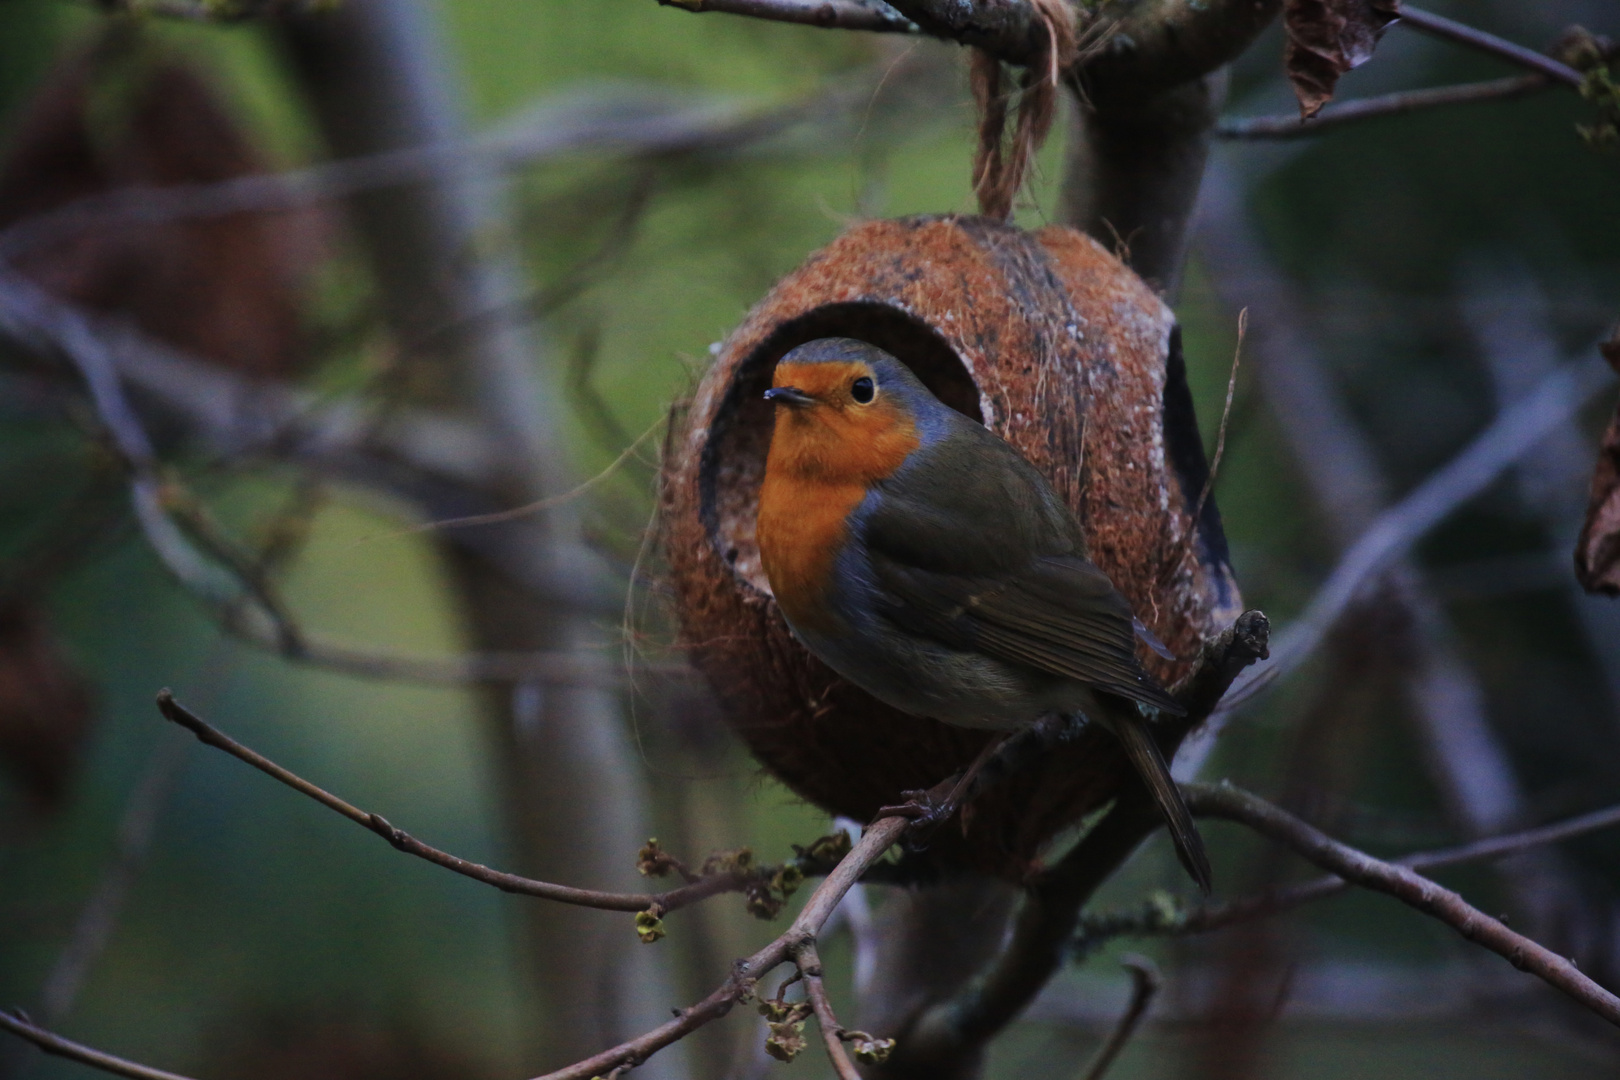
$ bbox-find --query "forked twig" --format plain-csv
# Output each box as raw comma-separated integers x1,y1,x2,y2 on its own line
1184,783,1620,1026
1076,798,1620,948
1078,956,1160,1080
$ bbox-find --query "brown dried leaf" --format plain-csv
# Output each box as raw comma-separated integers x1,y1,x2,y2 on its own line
1284,0,1402,119
0,31,323,379
1575,334,1620,595
0,602,94,812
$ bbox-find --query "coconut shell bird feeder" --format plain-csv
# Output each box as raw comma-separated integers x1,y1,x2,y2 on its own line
660,214,1243,877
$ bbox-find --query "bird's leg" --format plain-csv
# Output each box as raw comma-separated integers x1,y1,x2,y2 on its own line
875,733,1010,836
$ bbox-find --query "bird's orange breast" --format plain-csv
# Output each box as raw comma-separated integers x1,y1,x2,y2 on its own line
757,361,921,635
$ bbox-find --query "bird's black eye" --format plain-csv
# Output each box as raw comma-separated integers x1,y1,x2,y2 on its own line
850,376,875,404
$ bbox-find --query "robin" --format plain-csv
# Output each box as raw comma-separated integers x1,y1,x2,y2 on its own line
756,336,1211,892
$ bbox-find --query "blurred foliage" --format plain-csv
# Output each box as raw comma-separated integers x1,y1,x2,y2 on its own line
0,1,1617,1079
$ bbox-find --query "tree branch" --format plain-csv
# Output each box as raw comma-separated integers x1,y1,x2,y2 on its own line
1077,0,1282,107
1397,7,1584,88
1218,74,1551,140
0,1010,197,1080
1077,956,1160,1080
532,814,913,1080
1251,354,1614,694
155,691,814,917
0,78,877,262
654,0,916,33
1076,799,1620,946
795,939,863,1080
0,813,914,1080
1184,783,1620,1026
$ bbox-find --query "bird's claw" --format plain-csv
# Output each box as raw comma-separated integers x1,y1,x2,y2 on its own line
876,787,961,845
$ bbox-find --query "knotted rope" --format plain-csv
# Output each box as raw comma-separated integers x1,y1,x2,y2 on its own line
970,0,1079,221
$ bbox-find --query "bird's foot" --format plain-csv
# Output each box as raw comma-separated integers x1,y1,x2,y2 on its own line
875,786,955,828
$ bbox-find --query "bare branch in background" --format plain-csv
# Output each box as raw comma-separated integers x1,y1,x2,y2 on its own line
0,78,880,264
1251,353,1613,689
1189,156,1612,995
1398,6,1585,87
1219,73,1551,139
1185,782,1620,1026
0,267,309,647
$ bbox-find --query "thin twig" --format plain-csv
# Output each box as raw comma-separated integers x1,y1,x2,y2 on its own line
215,618,691,687
1162,309,1245,589
364,417,664,538
1077,956,1160,1080
1195,307,1245,527
0,1010,197,1080
794,939,862,1080
531,814,913,1080
1183,783,1620,1026
654,0,917,33
1219,74,1550,139
1397,7,1584,88
155,691,784,915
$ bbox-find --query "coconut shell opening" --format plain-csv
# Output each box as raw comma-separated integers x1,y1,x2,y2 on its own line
699,301,983,595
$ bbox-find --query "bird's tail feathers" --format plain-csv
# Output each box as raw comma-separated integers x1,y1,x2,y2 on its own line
1110,715,1212,895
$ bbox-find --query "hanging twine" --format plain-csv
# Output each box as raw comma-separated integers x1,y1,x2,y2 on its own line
971,0,1079,221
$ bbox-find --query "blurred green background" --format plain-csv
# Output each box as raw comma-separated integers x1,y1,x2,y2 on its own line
0,1,1617,1078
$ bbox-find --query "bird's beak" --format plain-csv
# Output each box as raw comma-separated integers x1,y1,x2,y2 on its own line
764,386,815,408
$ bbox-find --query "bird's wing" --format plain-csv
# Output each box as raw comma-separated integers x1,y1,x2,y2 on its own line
862,430,1182,716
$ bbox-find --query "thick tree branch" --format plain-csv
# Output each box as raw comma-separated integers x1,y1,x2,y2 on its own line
1219,74,1551,139
1077,0,1282,107
1184,783,1620,1026
1167,609,1271,726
